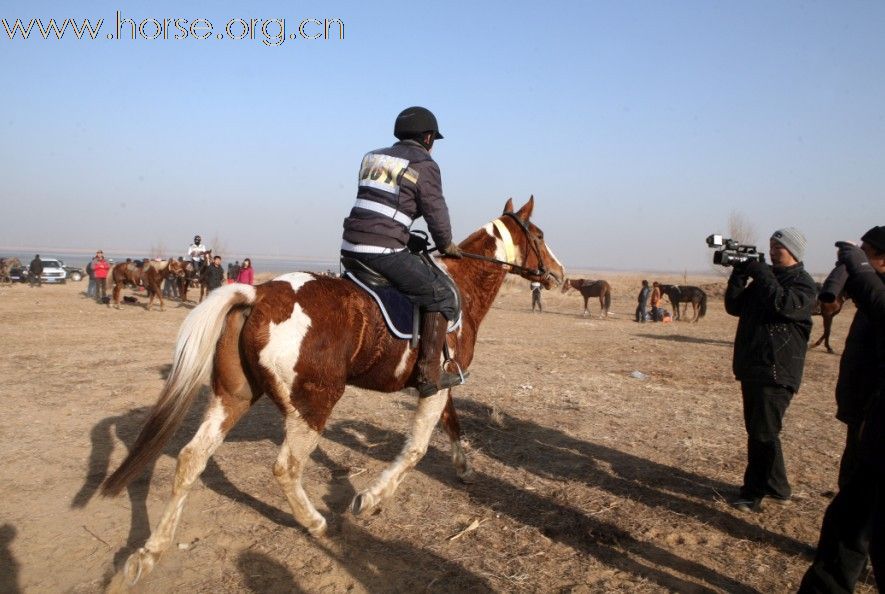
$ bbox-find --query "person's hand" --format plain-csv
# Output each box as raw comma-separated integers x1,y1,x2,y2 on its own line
743,260,767,278
836,241,868,273
441,242,462,258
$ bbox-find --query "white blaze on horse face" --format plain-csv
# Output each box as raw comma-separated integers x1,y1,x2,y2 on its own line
273,272,316,293
259,302,312,391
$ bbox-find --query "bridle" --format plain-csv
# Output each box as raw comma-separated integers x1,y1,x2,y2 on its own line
450,212,555,283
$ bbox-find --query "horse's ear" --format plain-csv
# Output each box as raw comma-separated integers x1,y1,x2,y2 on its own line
515,195,535,220
502,198,514,214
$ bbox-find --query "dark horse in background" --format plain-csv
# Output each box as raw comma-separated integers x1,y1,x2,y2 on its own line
561,277,612,317
659,284,707,322
100,197,565,587
810,283,848,354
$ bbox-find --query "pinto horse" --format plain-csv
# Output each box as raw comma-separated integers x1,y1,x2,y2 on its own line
659,284,707,322
560,277,612,317
101,197,564,586
112,259,187,310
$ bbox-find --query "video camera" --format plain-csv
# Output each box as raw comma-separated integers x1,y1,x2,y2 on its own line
706,234,765,267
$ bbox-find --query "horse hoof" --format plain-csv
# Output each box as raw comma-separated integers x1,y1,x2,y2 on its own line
307,516,327,537
458,468,477,484
350,492,376,516
123,547,157,586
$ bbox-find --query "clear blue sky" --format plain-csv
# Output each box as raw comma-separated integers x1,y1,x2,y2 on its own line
2,0,883,273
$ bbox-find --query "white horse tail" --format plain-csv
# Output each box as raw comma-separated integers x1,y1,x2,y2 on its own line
102,283,257,496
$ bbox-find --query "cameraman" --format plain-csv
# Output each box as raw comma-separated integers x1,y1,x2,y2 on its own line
724,227,817,512
800,226,885,594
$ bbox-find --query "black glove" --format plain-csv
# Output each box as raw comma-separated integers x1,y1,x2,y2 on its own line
441,242,462,258
743,260,767,278
836,241,868,274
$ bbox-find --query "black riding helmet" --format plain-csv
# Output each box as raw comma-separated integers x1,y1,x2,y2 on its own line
394,106,444,142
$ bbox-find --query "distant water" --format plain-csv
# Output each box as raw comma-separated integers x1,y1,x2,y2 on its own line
0,250,339,275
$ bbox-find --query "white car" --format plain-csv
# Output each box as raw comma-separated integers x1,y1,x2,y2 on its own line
36,258,68,284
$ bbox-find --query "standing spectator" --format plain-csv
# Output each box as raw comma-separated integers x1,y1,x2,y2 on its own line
649,281,663,321
85,257,96,298
228,260,241,284
205,255,225,291
531,281,543,312
28,254,43,288
92,251,111,305
799,226,885,593
636,280,650,322
236,258,254,285
725,227,817,512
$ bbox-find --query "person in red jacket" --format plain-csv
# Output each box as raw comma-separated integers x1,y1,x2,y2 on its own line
92,250,111,305
236,258,254,285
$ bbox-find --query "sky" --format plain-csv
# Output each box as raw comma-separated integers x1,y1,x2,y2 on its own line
2,1,883,274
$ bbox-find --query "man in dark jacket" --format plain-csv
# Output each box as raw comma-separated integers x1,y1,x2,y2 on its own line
636,280,650,322
205,255,225,291
725,227,817,512
28,254,43,288
800,226,885,593
341,106,463,397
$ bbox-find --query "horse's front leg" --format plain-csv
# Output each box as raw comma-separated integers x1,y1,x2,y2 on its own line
351,389,448,516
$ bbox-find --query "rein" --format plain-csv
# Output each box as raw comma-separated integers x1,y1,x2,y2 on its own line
445,212,550,279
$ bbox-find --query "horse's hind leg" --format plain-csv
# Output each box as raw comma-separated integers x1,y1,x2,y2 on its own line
120,311,254,585
439,392,475,482
273,411,327,536
582,296,589,316
122,391,252,584
352,389,448,516
823,314,835,353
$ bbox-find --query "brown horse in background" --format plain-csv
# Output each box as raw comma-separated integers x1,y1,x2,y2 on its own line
561,277,612,317
810,288,847,354
100,197,564,586
112,259,187,310
659,284,707,322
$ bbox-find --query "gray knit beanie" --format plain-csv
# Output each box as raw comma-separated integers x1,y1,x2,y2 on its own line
771,227,807,262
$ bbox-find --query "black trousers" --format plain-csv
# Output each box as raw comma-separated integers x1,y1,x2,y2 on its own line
343,250,458,321
739,381,794,500
799,421,873,594
532,290,542,311
874,482,885,592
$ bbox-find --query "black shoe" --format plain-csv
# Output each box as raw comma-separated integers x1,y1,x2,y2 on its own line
731,497,762,513
417,370,469,397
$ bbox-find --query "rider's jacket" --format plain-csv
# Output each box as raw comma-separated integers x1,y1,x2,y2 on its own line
342,140,452,252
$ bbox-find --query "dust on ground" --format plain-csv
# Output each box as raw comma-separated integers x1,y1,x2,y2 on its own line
0,272,874,593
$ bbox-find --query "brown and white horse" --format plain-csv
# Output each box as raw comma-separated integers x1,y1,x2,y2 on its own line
561,277,612,317
112,259,187,311
101,197,564,585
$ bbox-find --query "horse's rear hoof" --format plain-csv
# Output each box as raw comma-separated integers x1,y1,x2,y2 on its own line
308,517,327,537
350,492,376,516
122,547,157,586
458,468,477,484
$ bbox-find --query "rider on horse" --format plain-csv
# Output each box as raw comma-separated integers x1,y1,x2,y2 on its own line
188,235,209,274
341,106,464,397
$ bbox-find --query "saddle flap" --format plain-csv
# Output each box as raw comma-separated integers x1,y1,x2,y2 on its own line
340,256,390,288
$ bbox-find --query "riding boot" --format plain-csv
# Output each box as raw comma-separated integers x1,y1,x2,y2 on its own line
416,312,465,397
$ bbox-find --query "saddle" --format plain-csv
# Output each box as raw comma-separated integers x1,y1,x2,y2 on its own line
341,252,461,348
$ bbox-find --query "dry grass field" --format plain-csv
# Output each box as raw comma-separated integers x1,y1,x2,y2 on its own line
0,272,876,593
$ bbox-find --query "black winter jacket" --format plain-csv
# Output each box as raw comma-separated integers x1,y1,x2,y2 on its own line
842,261,885,472
725,261,817,391
342,140,452,251
835,270,885,424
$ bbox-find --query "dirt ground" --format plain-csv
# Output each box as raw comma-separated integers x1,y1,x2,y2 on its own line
0,272,876,593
